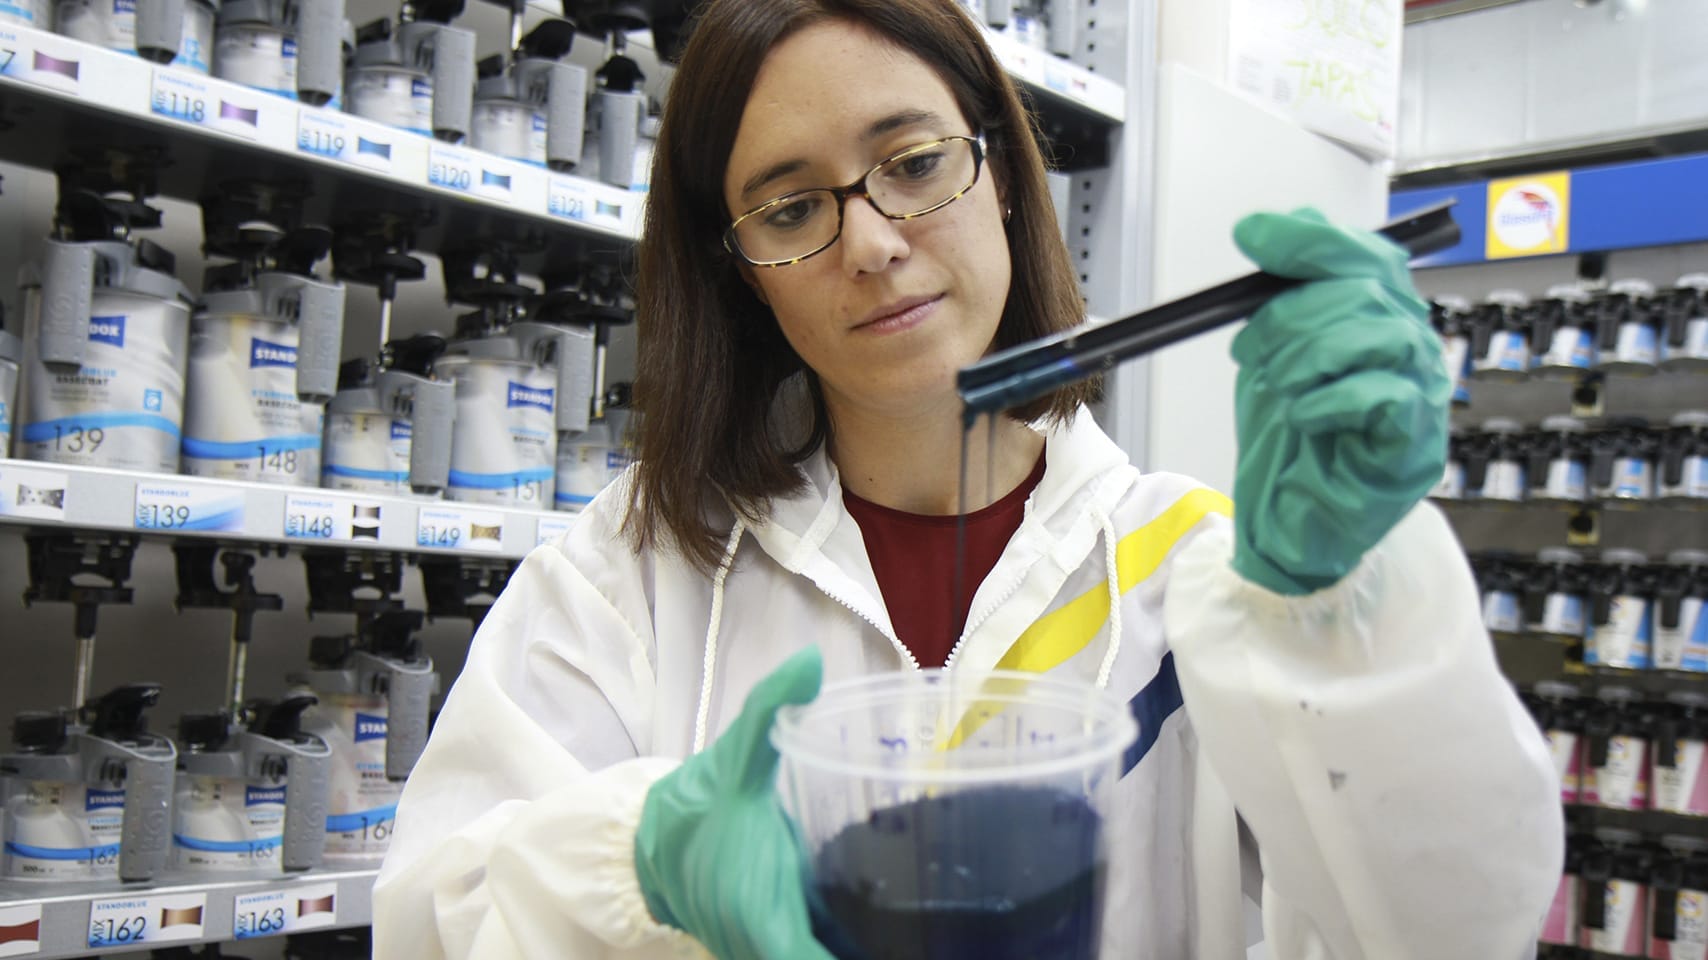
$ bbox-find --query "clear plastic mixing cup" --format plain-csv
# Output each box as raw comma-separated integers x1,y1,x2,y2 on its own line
772,669,1139,960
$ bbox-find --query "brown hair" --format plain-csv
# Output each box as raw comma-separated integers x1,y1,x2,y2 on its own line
625,0,1096,573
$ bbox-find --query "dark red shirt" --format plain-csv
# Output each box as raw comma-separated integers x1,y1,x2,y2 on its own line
842,454,1047,668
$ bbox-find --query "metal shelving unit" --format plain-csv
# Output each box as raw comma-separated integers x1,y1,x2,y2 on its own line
0,866,377,958
0,3,1143,956
0,24,641,272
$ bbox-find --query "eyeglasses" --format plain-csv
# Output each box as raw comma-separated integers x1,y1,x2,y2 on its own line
724,134,986,268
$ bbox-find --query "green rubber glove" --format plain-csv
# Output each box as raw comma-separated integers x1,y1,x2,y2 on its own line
1229,207,1452,596
634,646,835,960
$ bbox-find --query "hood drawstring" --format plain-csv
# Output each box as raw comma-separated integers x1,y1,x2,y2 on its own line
692,518,747,754
1093,505,1123,690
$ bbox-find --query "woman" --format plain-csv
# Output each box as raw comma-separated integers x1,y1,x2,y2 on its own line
373,0,1563,956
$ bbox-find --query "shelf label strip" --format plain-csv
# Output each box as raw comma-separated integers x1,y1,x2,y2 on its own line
285,492,386,543
0,901,43,958
134,481,247,532
417,504,505,552
0,464,69,521
233,880,339,940
88,891,208,949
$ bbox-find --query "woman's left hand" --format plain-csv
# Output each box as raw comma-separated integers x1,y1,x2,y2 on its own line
1228,207,1452,596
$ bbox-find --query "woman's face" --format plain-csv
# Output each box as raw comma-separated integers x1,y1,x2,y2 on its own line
723,19,1011,423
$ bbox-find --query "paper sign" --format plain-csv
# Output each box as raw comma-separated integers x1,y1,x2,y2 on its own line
1227,0,1403,159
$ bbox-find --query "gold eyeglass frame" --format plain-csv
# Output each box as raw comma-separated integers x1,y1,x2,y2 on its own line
723,133,987,268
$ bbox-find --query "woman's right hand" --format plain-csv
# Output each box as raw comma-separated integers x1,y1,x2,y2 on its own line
633,647,837,960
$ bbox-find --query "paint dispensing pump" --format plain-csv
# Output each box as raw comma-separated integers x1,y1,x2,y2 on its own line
347,0,475,142
171,545,331,876
572,5,647,190
22,534,139,733
18,148,195,474
182,182,346,486
296,611,434,782
469,17,586,171
2,683,177,882
55,0,217,74
289,610,435,859
172,695,332,874
537,259,628,510
206,0,347,105
435,244,584,506
323,334,453,495
328,211,455,496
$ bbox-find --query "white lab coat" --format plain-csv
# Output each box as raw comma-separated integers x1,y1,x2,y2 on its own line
373,409,1563,959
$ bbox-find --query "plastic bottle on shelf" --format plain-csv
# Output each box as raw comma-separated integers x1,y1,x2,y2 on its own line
212,0,345,105
0,685,177,883
1529,680,1586,804
1655,550,1708,674
1660,411,1708,505
1472,551,1527,636
1530,283,1598,381
1466,418,1528,504
582,35,647,190
1593,279,1662,377
18,154,195,473
1590,417,1659,507
1428,295,1474,406
1004,2,1048,50
1044,0,1077,57
1584,551,1655,672
1580,828,1651,956
469,19,586,171
1539,832,1583,947
0,0,48,28
1428,430,1466,500
288,611,435,862
1528,416,1591,505
1661,273,1708,372
555,390,631,511
436,248,578,508
1652,692,1708,818
630,112,659,193
1469,289,1533,382
181,186,345,487
0,316,19,458
1525,548,1588,642
1651,836,1708,957
1584,689,1653,812
171,696,333,875
345,0,475,142
322,336,454,496
54,0,217,74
